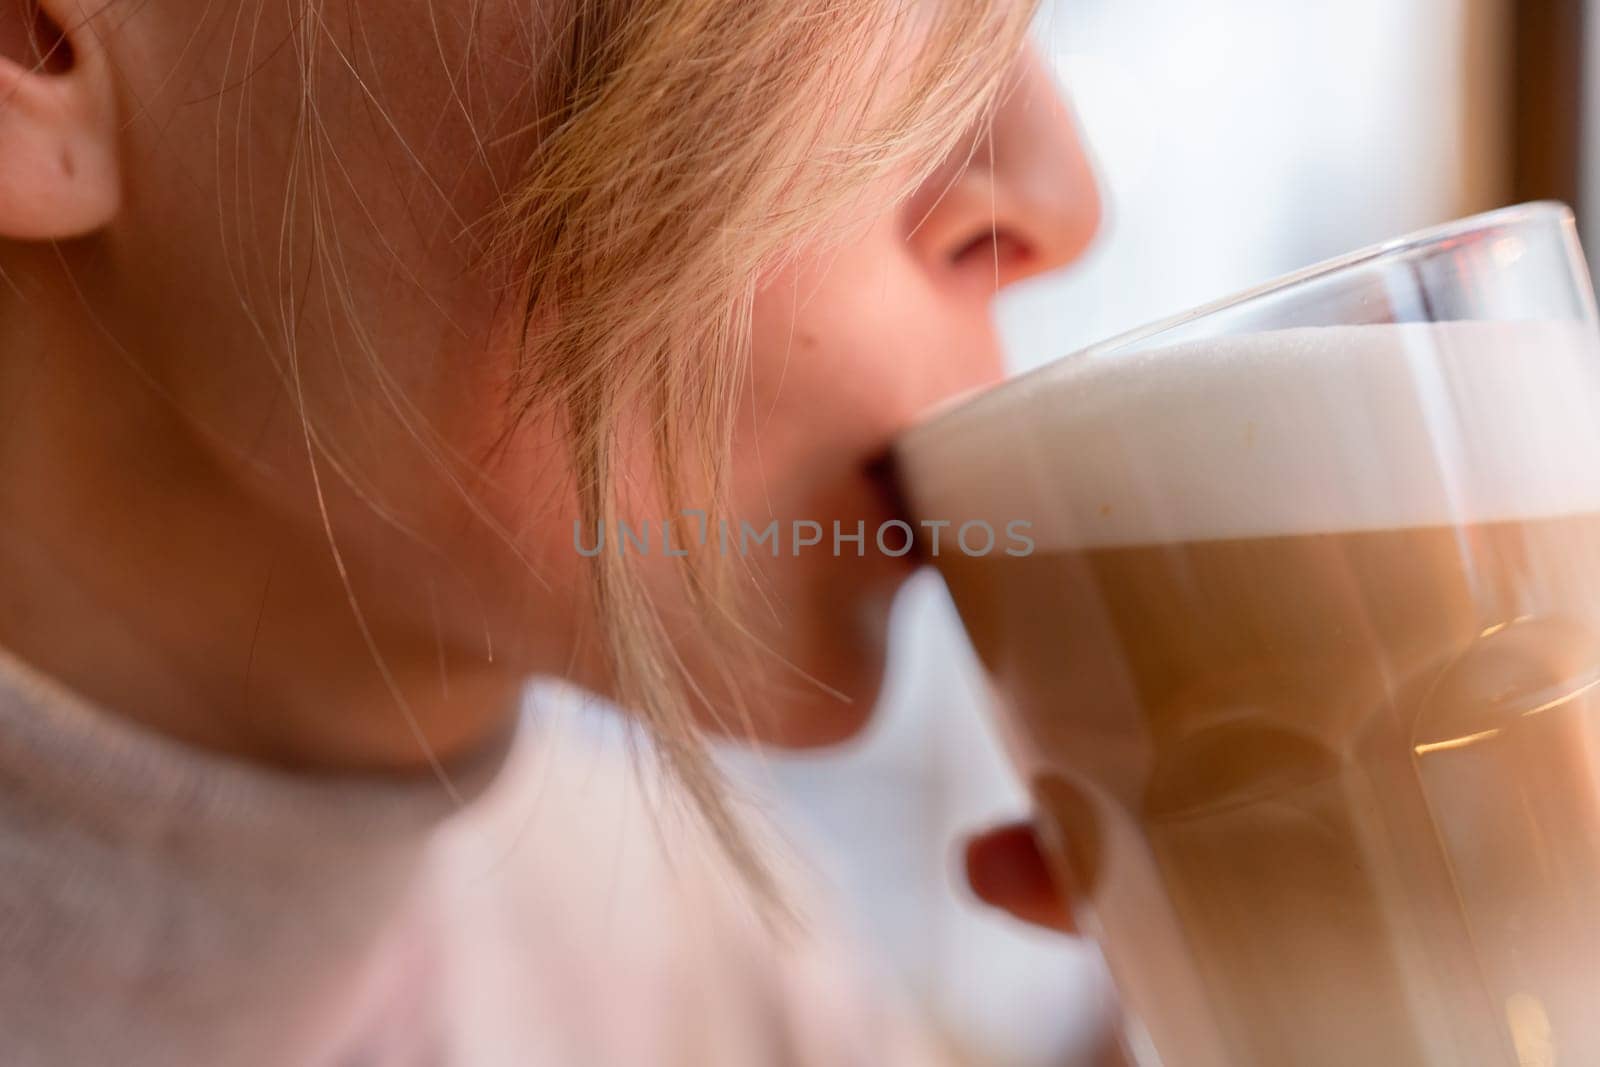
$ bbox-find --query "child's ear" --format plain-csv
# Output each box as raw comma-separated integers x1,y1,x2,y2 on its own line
0,0,119,240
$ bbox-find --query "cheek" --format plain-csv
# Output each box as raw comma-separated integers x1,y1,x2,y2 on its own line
744,246,1004,496
714,239,1008,744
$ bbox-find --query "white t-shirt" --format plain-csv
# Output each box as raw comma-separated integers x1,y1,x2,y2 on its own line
0,649,950,1066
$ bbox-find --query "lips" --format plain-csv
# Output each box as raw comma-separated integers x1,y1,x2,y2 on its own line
861,448,925,566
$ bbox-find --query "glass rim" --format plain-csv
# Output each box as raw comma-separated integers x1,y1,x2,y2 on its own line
900,200,1574,448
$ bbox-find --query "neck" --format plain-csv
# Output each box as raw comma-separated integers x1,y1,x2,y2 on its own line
0,288,524,777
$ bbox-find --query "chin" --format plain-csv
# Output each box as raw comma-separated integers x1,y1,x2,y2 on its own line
757,647,888,749
743,562,904,749
683,621,893,749
673,486,917,748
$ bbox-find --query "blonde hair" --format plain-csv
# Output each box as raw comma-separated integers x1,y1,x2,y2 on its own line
221,0,1036,900
493,0,1038,902
16,0,1031,904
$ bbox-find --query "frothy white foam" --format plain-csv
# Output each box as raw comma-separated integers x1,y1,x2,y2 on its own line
897,320,1600,549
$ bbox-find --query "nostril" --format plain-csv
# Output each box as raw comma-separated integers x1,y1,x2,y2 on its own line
948,229,991,266
948,228,1034,274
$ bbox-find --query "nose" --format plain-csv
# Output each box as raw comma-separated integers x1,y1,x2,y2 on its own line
903,46,1100,290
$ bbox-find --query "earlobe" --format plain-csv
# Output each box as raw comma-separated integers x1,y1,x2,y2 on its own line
0,0,120,241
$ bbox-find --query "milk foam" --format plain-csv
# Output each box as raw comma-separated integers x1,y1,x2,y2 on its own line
897,320,1600,549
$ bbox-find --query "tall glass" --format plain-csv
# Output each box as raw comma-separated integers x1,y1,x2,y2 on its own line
894,203,1600,1066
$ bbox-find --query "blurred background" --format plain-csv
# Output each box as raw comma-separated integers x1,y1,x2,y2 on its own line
641,1,1588,1064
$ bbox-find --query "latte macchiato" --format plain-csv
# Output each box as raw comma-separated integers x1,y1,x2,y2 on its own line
898,320,1600,1066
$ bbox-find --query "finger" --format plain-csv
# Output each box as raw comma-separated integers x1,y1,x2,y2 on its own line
962,822,1075,933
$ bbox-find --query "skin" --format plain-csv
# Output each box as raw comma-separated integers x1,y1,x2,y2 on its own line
0,1,1094,929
